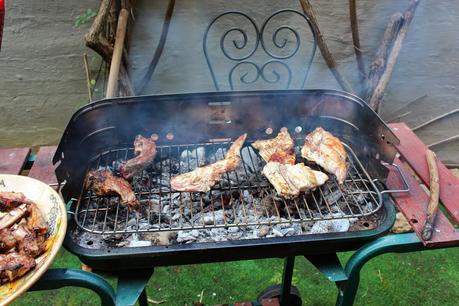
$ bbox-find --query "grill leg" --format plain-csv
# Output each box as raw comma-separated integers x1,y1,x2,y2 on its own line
116,268,154,306
280,256,295,306
139,288,148,306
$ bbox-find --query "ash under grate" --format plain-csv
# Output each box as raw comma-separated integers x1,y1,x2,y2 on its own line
74,140,383,238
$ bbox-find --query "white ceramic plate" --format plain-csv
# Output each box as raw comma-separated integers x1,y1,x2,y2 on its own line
0,174,67,306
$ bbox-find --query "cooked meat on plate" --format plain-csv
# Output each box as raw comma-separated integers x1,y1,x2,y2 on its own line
251,129,295,164
0,252,36,285
0,191,49,285
86,170,139,209
301,127,348,184
262,162,329,199
118,134,157,180
171,134,247,192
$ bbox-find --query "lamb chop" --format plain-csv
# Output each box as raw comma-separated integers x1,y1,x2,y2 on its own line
0,252,36,285
301,127,348,184
262,162,329,199
86,170,139,210
171,134,247,192
251,129,295,164
0,191,34,212
118,134,157,180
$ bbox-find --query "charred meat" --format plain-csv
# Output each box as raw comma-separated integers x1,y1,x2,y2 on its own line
251,129,295,164
118,134,157,180
86,170,139,209
0,252,36,285
0,192,34,212
171,134,247,192
262,162,329,199
301,127,348,184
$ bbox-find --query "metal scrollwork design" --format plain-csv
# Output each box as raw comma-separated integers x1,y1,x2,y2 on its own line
204,9,317,91
228,60,292,90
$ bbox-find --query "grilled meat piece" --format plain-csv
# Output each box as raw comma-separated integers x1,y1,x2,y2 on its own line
0,252,36,285
0,228,16,252
119,134,157,180
301,127,348,184
13,224,46,257
86,170,139,209
27,203,48,236
0,204,28,230
262,162,329,199
0,191,33,212
251,129,295,164
171,134,247,192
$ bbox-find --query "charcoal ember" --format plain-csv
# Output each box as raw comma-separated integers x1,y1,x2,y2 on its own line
176,230,200,243
309,217,350,234
272,227,284,237
142,231,177,245
257,225,270,237
191,210,226,225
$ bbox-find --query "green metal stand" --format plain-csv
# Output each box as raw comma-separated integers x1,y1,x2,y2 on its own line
336,229,459,306
115,268,154,306
29,268,116,306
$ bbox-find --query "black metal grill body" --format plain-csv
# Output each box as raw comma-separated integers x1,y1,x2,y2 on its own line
54,90,398,270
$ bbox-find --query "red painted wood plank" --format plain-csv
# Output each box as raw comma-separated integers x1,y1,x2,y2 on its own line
389,122,459,224
387,158,459,247
0,147,31,174
28,146,58,188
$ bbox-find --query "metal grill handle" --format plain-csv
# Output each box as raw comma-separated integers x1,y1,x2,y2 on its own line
380,161,410,194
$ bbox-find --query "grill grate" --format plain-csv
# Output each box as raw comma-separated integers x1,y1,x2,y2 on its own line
74,140,383,235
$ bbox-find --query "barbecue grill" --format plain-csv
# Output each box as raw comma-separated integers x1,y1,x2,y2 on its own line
53,89,405,270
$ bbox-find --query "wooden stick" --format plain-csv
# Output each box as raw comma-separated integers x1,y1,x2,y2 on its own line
413,108,459,131
428,134,459,149
368,0,420,112
421,149,440,241
348,0,366,88
106,8,129,98
83,53,93,102
85,0,113,61
299,0,355,93
385,94,426,122
364,13,403,101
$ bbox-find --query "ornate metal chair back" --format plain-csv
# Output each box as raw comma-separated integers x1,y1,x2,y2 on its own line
203,9,318,91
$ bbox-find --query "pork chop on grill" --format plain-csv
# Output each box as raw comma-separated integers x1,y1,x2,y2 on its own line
301,127,348,184
86,170,139,210
251,129,295,164
118,134,157,180
262,162,329,199
170,134,247,192
0,252,36,285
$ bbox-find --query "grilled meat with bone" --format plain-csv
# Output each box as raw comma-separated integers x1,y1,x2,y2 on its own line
301,127,348,184
171,134,247,192
0,204,28,230
251,129,295,164
0,252,36,285
0,191,34,212
86,170,139,209
262,162,329,199
118,134,157,180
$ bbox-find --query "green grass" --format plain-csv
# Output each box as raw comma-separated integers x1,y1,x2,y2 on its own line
12,247,459,305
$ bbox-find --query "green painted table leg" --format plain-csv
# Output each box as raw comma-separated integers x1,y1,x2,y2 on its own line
29,268,116,306
336,230,459,306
